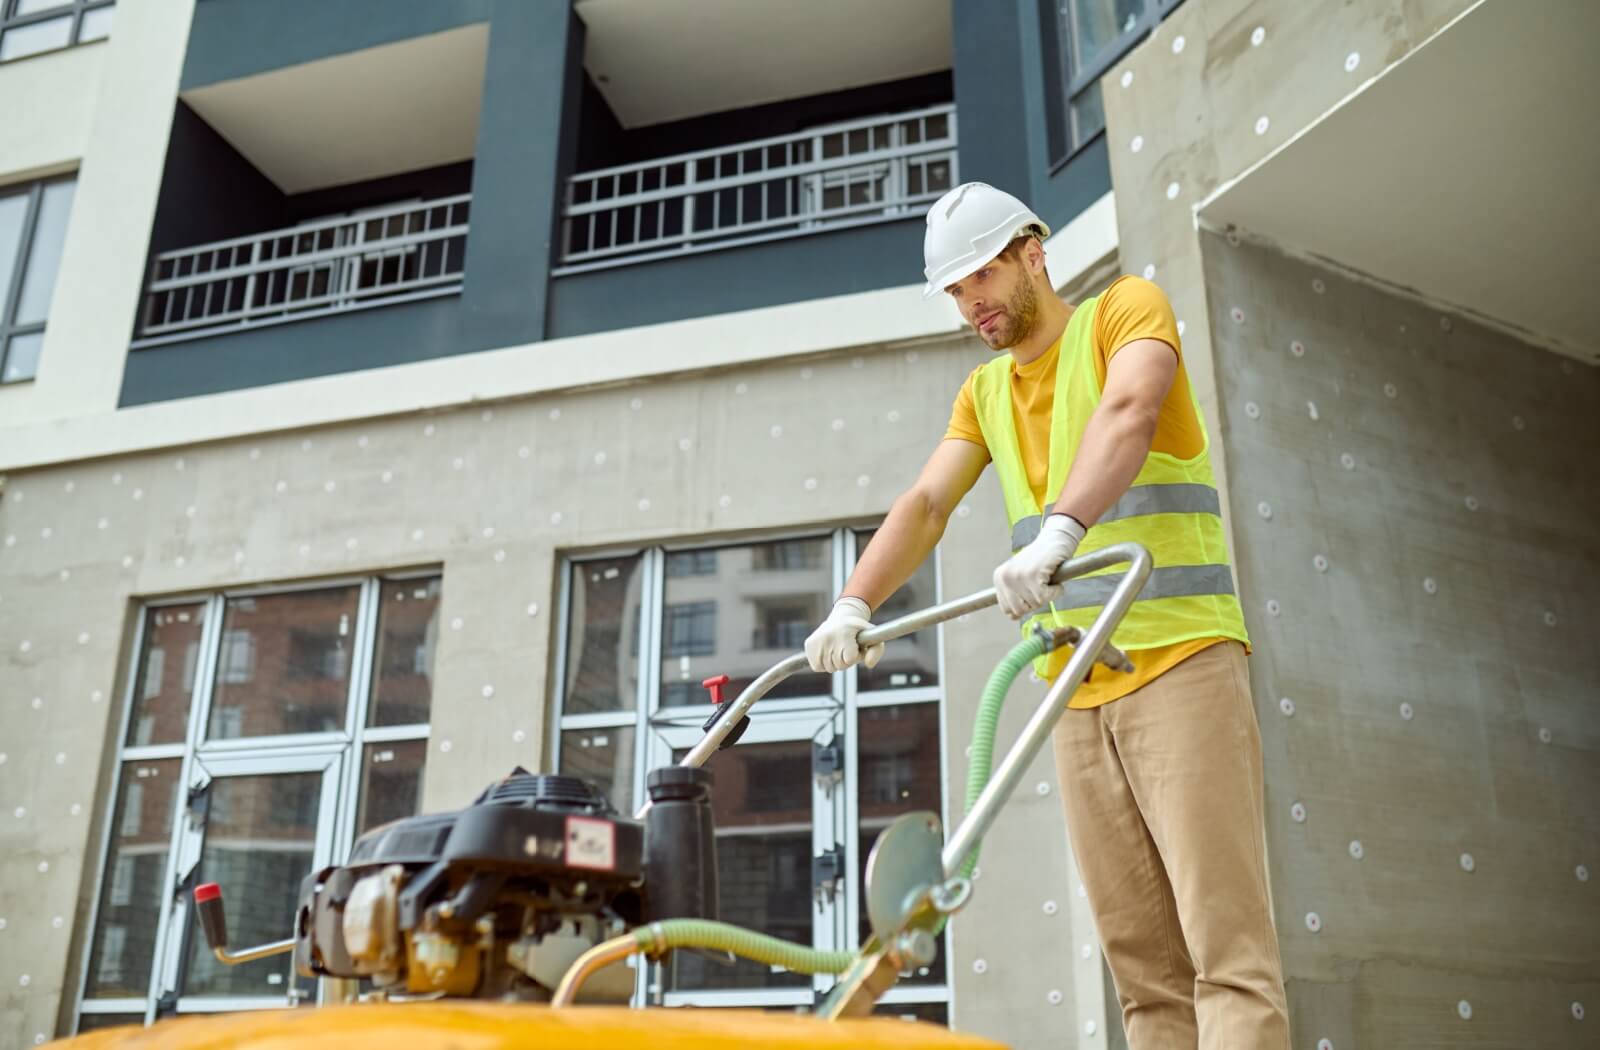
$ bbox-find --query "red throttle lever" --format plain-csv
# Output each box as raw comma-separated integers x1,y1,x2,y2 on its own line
697,674,750,749
193,882,228,952
192,882,295,964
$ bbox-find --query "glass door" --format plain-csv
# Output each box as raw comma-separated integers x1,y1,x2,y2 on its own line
648,707,845,1006
156,750,342,1015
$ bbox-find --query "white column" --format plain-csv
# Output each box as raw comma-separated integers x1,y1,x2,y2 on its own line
22,0,196,423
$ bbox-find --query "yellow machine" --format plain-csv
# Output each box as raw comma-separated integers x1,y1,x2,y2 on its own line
57,545,1150,1049
62,1003,1007,1049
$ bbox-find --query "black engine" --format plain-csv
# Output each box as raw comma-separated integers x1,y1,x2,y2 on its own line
289,765,716,1002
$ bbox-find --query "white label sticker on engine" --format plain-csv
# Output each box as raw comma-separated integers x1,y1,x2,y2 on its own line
564,816,616,871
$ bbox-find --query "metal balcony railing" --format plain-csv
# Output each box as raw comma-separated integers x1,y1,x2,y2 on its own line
132,195,470,348
555,104,957,274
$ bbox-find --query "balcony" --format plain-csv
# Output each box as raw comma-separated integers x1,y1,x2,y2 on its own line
131,195,469,348
555,104,956,274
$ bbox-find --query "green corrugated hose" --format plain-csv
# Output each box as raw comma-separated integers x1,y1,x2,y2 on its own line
956,630,1051,879
630,632,1051,975
635,919,856,974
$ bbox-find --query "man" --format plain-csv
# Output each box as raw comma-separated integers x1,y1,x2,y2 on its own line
804,182,1290,1047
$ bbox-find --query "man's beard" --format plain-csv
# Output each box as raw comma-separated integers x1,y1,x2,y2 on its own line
979,277,1039,350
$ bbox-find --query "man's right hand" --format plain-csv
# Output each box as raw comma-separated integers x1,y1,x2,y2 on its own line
804,597,886,673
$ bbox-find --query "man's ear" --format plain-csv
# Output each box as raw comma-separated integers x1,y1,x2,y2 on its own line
1025,237,1047,277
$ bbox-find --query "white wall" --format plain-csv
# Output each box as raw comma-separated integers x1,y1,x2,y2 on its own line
9,0,197,428
0,40,104,184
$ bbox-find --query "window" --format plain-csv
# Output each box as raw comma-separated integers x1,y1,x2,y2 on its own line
74,572,438,1032
109,856,134,908
95,926,127,987
0,174,75,382
369,577,441,727
854,529,939,692
1042,0,1186,162
664,600,717,658
752,599,813,651
561,555,644,716
212,588,359,738
751,539,824,572
0,1,114,63
664,549,717,576
553,530,948,1018
218,630,255,684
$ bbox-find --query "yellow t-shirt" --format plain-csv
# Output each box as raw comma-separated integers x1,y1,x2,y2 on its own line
945,275,1227,709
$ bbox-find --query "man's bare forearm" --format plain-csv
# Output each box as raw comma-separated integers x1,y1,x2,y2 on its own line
1051,402,1159,526
840,490,949,612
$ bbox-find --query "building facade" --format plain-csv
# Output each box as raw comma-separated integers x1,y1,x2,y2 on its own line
0,1,1594,1047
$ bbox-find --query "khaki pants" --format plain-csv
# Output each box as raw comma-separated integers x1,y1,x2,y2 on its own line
1051,641,1290,1049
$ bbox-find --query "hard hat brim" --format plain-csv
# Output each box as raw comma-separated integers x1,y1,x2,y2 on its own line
922,222,1051,299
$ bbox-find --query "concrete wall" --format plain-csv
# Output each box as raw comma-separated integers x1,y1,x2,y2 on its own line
1093,1,1600,1040
1100,0,1477,560
1206,231,1599,1043
1,332,1110,1046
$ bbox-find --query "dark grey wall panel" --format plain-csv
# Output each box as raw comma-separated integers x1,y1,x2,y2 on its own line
1012,0,1113,233
546,219,925,340
949,0,1110,237
181,0,493,89
1032,136,1111,236
456,0,583,351
284,161,474,225
951,0,1032,198
119,298,462,406
148,101,285,255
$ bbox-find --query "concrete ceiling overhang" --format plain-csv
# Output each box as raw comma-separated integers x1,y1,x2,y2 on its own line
180,24,489,195
1198,1,1600,364
574,0,952,128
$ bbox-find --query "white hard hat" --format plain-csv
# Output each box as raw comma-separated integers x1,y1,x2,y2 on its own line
922,182,1050,298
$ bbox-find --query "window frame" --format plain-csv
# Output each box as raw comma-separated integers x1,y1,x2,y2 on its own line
0,0,115,64
550,527,951,1015
0,174,76,383
73,570,439,1032
1043,0,1188,170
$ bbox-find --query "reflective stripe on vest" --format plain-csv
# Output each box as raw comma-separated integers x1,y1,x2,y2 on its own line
1009,482,1223,550
1060,563,1235,609
1021,564,1237,619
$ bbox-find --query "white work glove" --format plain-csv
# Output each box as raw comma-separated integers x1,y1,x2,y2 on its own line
804,597,885,673
993,514,1088,620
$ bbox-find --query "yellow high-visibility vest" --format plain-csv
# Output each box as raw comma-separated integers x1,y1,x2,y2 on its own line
970,294,1249,673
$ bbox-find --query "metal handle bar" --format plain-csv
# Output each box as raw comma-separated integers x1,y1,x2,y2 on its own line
939,542,1150,877
211,939,296,965
677,543,1151,772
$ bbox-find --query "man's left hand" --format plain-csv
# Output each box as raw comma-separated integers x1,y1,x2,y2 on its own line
993,514,1087,619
